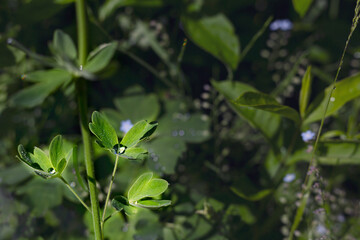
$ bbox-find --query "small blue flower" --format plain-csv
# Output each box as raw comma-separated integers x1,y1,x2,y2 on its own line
316,224,327,235
283,173,296,183
301,130,315,142
120,120,133,133
269,19,293,31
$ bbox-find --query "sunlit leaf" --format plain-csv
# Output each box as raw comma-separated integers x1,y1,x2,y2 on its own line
182,14,240,70
128,172,169,202
111,195,138,216
133,199,171,209
89,111,119,150
120,120,158,148
49,135,64,168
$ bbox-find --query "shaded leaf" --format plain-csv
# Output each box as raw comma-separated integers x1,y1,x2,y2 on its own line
233,91,300,125
84,42,117,73
89,111,119,150
212,80,281,141
10,77,66,108
53,29,77,60
121,147,147,160
22,68,72,83
299,66,312,118
230,187,272,201
304,73,360,124
111,195,138,216
182,14,240,70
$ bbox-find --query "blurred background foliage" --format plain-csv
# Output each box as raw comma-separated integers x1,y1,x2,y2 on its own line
1,0,360,239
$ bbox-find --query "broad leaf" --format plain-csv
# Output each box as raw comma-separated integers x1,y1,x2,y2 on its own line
120,120,158,148
132,199,171,209
233,91,301,125
22,68,72,83
182,14,240,70
53,29,77,60
99,0,163,21
49,135,64,168
212,80,281,141
299,66,312,118
304,73,360,124
121,147,147,160
33,147,53,172
89,111,119,150
292,0,313,17
111,195,138,216
10,76,67,108
128,172,169,202
84,42,117,73
288,141,360,165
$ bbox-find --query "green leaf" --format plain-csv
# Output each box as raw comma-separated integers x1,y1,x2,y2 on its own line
233,91,301,125
299,66,312,118
292,0,313,17
230,187,272,201
22,68,72,83
181,13,240,70
225,204,256,224
10,76,67,108
121,147,147,160
33,147,53,172
288,141,360,165
53,29,77,60
99,0,163,21
212,80,281,141
304,73,360,124
89,111,119,150
111,195,138,216
132,199,171,209
120,120,158,148
49,135,64,168
17,144,33,166
128,172,169,202
114,93,160,122
84,42,117,73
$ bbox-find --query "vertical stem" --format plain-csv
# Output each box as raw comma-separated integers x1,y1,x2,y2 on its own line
75,0,102,239
101,154,120,230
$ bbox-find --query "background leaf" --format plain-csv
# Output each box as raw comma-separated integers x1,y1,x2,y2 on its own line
304,73,360,124
299,66,312,118
292,0,313,17
52,29,77,60
181,14,240,70
84,42,117,73
233,91,300,125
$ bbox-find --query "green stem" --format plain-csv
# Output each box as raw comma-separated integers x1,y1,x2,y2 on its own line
60,176,91,213
101,154,120,229
75,0,102,239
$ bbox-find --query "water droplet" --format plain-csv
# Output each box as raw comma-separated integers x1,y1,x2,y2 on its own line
172,130,178,137
79,65,83,71
330,97,335,102
49,168,56,174
7,38,13,45
179,130,185,136
119,146,126,154
70,182,76,188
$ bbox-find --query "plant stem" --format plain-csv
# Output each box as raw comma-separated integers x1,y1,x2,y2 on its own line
60,176,91,213
101,154,120,229
75,0,102,239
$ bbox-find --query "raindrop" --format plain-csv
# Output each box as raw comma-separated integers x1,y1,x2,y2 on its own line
119,146,126,154
70,182,76,188
330,97,335,102
49,168,56,174
179,130,185,136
